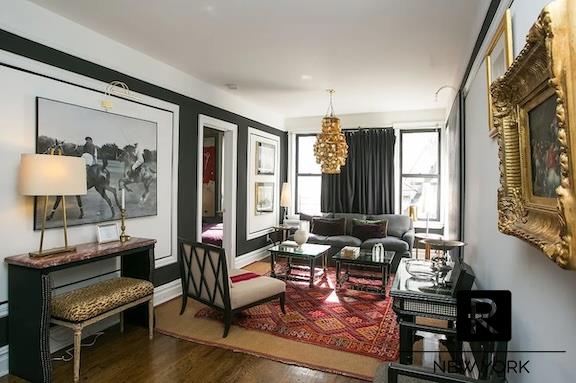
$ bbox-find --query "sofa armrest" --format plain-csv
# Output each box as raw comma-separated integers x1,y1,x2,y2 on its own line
401,229,415,251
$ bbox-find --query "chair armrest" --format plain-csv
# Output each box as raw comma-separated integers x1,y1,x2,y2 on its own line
386,363,481,383
401,229,415,250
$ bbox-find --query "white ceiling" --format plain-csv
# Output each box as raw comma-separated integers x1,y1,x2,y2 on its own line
30,0,490,118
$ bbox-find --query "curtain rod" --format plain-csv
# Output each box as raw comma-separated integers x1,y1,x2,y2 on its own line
342,127,392,132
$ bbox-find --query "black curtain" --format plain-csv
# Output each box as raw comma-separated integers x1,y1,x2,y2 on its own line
321,128,395,214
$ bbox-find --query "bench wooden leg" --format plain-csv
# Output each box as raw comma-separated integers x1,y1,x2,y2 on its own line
73,326,82,383
120,312,124,333
148,298,154,340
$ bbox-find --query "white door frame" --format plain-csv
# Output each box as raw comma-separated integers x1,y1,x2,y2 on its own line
197,115,238,268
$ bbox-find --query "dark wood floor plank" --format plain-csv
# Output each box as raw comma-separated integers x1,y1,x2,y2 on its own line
0,325,365,382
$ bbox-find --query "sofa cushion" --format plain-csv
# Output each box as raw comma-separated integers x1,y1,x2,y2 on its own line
368,214,411,238
360,237,409,252
352,223,387,242
331,213,367,234
311,218,346,236
307,233,329,244
324,235,362,248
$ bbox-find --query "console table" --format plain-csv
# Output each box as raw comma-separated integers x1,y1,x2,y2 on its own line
5,237,156,383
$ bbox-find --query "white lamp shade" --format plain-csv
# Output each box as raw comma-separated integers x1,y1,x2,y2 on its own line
280,182,291,208
19,154,87,196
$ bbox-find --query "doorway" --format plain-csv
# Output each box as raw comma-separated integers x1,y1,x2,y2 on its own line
197,115,237,268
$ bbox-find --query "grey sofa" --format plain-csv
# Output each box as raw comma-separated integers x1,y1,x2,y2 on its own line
303,213,414,272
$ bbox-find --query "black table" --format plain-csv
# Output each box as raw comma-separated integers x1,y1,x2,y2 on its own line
269,243,331,287
390,258,458,365
5,238,155,383
333,249,394,296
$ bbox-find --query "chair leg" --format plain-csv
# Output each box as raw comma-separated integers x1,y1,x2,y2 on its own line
223,310,232,338
148,298,154,340
73,326,82,383
180,294,188,315
279,293,286,314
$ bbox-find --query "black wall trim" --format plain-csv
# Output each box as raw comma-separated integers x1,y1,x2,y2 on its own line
0,27,287,346
457,0,501,245
459,0,502,91
0,315,7,347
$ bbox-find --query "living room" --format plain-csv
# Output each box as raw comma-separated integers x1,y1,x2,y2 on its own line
1,0,575,382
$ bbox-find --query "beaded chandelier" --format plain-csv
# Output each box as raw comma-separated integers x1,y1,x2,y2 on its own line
313,89,348,174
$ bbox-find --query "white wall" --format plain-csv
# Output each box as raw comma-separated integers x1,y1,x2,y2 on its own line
0,0,285,130
464,1,576,382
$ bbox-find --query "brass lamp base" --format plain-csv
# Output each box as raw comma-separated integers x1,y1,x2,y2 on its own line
29,246,76,258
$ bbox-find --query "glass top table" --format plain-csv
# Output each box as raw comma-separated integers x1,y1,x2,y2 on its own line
332,249,395,296
268,244,331,287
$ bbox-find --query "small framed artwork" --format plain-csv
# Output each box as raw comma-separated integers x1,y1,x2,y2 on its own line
255,182,274,214
485,9,513,138
256,141,275,175
96,223,120,244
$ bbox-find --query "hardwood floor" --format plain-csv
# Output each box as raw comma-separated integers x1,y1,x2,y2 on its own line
0,325,364,383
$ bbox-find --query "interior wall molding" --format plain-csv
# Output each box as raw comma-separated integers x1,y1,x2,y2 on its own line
0,346,8,378
235,245,272,269
153,279,182,306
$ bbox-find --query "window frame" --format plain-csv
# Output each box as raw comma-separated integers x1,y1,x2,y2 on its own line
295,133,322,214
399,128,442,221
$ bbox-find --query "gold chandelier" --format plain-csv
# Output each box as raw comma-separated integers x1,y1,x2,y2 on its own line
313,89,348,174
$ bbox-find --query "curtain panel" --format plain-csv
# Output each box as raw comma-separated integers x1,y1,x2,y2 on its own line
321,128,395,214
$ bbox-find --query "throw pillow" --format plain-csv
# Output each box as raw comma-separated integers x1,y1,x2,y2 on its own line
352,222,386,242
311,218,346,236
353,218,388,237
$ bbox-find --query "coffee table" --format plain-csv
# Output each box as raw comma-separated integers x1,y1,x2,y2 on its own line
269,243,331,287
333,249,395,296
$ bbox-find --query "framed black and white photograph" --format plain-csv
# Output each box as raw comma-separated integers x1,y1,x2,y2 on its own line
35,97,158,229
96,222,120,243
255,182,274,213
256,141,275,175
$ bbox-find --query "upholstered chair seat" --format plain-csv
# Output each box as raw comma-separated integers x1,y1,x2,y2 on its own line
179,241,286,337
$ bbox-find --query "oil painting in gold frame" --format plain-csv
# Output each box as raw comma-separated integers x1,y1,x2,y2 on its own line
492,0,576,270
485,9,513,138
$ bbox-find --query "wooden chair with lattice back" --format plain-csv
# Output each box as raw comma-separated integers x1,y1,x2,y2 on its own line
178,239,286,337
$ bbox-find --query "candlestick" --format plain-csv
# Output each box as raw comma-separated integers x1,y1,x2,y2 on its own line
121,188,125,210
120,208,130,243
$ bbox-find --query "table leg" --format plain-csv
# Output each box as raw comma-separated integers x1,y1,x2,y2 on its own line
399,314,415,365
381,264,387,296
270,252,276,278
309,257,315,288
425,243,432,260
336,260,341,287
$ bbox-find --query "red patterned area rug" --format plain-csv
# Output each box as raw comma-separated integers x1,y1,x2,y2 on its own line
195,268,399,361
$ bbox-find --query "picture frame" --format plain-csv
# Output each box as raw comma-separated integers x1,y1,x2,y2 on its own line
255,182,274,214
492,0,576,270
484,9,513,138
96,222,120,244
256,141,275,175
35,97,158,230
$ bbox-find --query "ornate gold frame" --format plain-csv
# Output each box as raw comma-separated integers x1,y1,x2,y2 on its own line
492,0,576,270
485,9,513,138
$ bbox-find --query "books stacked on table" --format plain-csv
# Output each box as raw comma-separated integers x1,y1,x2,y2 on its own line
341,246,360,259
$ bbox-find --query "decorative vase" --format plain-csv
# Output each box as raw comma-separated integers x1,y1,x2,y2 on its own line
372,243,384,258
293,229,309,248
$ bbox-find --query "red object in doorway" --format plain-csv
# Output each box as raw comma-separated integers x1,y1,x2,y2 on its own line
203,145,216,184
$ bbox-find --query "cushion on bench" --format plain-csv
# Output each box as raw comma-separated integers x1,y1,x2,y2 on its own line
51,277,154,322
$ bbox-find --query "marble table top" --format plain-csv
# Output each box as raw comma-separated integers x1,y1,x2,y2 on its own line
5,237,156,269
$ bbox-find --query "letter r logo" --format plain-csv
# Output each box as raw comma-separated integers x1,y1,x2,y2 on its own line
457,290,511,341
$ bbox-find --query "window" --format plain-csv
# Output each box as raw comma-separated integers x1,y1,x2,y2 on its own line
295,134,322,215
400,129,441,221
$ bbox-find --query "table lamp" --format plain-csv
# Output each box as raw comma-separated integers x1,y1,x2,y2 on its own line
19,153,87,257
280,182,291,222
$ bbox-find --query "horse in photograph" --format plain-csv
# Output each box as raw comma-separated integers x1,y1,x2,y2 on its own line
118,146,157,206
44,142,121,221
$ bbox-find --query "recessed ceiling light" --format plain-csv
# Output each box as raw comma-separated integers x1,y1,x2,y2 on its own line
301,74,312,80
225,83,238,90
203,5,215,12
